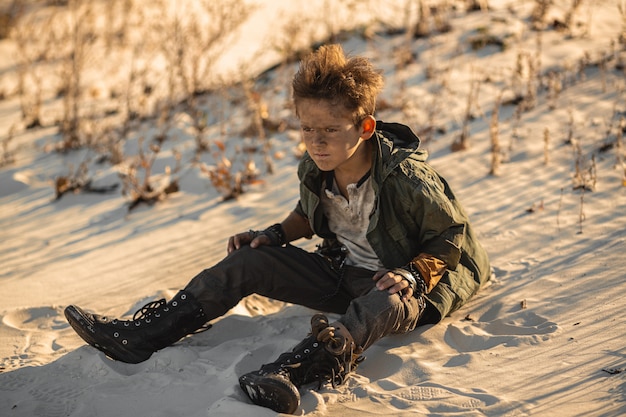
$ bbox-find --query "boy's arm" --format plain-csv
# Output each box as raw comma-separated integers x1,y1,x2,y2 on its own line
280,210,314,243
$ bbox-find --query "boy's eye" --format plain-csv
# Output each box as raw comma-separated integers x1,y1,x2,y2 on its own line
325,128,338,133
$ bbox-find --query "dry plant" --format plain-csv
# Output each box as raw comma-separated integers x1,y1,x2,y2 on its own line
0,0,24,40
547,70,563,109
530,0,551,31
414,0,433,38
451,76,480,151
556,187,564,232
614,116,626,186
563,0,585,37
56,0,97,151
572,140,597,191
469,26,508,51
0,126,17,167
544,127,551,165
466,0,489,11
54,158,119,200
11,8,58,130
619,0,626,45
199,141,261,201
522,52,538,112
54,160,90,200
119,139,181,210
412,0,453,38
577,188,586,234
240,78,276,175
153,0,251,110
565,106,575,144
489,93,502,176
103,0,133,51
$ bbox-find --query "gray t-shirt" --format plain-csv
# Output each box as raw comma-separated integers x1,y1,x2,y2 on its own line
321,172,383,271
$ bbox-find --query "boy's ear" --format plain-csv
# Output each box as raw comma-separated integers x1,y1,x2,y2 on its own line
360,116,376,139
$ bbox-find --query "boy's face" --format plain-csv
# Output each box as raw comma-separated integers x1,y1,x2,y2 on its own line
297,98,375,173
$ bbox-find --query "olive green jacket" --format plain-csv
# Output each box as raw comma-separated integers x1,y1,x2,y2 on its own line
294,121,491,321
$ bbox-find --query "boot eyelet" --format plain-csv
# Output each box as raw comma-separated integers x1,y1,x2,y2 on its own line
112,319,118,325
113,332,119,338
122,340,128,345
172,301,178,307
155,313,161,318
146,319,151,323
164,308,170,312
304,349,310,354
181,294,187,300
313,343,319,348
124,322,130,327
135,321,141,326
295,355,301,359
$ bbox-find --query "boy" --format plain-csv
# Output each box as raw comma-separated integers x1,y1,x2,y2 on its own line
65,44,491,414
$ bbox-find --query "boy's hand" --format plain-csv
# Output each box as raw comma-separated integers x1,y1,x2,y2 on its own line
227,231,271,254
373,269,414,302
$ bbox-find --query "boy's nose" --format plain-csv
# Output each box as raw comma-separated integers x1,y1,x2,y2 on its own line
312,132,326,145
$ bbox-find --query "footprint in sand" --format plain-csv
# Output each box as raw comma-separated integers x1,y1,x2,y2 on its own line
2,307,68,332
444,305,559,353
330,381,528,415
0,306,70,371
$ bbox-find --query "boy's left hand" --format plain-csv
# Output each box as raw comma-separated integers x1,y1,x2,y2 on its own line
373,269,414,302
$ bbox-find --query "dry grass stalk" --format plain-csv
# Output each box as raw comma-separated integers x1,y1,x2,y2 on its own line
11,7,59,130
413,0,432,38
489,94,502,176
531,0,551,31
619,1,626,45
544,127,550,165
578,188,586,234
564,0,585,36
451,77,480,152
572,137,597,191
0,125,17,167
617,117,626,186
557,187,564,232
547,71,562,110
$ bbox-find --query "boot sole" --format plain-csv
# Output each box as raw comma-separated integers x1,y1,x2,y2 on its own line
64,305,151,364
239,372,300,414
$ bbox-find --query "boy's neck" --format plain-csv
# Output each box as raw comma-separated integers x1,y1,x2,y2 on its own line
333,141,373,197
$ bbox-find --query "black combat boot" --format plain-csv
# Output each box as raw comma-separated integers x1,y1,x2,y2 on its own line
239,314,363,414
64,290,208,364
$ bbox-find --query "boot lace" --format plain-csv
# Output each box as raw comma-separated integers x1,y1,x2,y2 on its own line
132,299,166,321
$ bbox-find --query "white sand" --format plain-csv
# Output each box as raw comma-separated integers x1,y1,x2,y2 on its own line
1,0,626,415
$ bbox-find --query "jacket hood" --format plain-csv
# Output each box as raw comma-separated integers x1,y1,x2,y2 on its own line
373,121,427,182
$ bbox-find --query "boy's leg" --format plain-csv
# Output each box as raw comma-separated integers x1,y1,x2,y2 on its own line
239,266,435,413
337,265,439,351
338,287,424,351
184,244,354,321
65,244,352,364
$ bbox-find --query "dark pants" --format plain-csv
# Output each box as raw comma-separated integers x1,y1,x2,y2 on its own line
184,244,438,350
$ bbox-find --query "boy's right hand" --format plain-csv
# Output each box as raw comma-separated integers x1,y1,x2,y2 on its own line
227,230,271,254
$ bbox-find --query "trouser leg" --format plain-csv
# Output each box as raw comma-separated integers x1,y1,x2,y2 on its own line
184,245,354,321
337,266,436,351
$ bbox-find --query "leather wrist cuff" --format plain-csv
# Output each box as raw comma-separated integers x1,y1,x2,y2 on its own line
261,223,286,246
393,266,427,295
